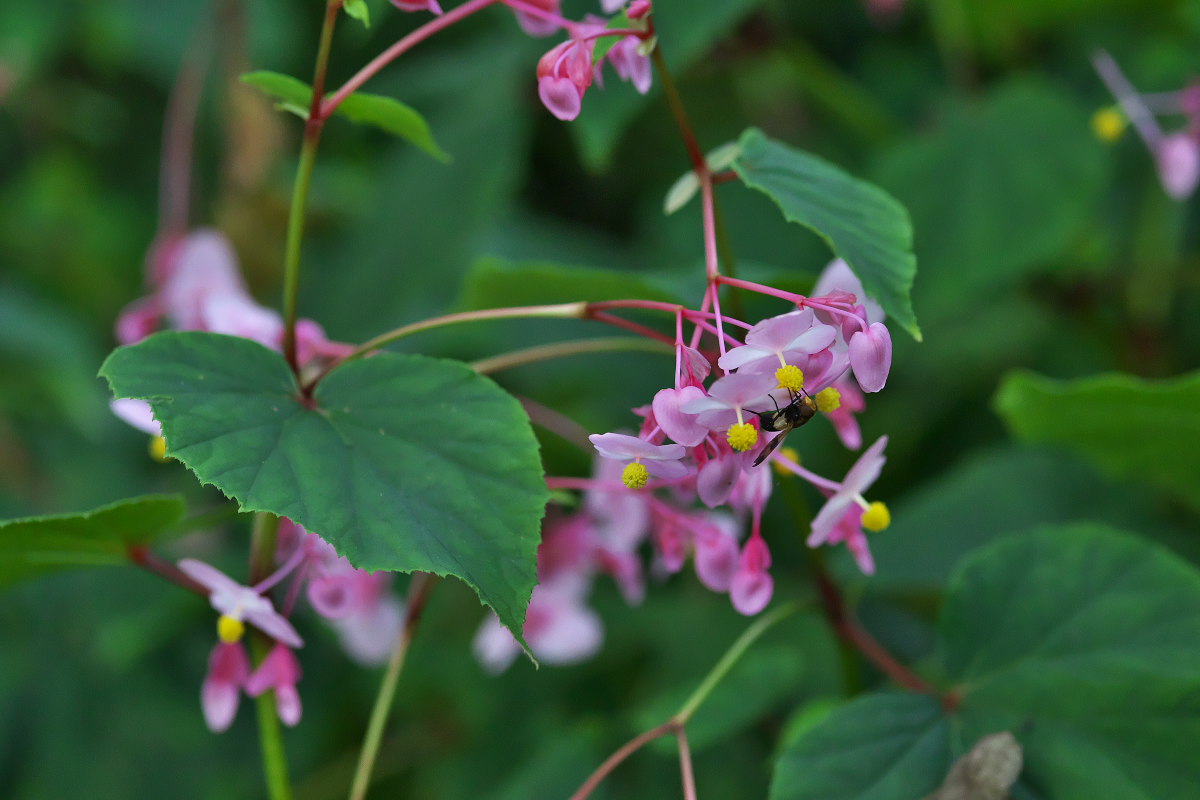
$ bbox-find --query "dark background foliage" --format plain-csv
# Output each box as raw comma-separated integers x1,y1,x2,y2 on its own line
2,0,1198,797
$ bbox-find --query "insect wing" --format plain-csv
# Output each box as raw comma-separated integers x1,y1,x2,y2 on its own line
752,430,788,467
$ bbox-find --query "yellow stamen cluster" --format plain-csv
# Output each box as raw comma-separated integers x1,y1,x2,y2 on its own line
148,436,169,462
727,422,759,451
815,387,841,413
861,501,891,532
1091,107,1126,142
217,614,245,644
622,462,650,490
775,364,805,392
771,446,800,476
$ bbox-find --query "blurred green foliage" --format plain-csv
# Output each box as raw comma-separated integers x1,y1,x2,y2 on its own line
3,0,1199,797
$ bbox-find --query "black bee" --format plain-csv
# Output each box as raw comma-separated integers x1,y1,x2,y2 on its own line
752,390,817,467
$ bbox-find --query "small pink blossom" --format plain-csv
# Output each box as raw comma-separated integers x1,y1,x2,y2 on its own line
589,432,690,479
537,38,596,121
730,535,773,615
178,558,303,648
1155,132,1200,200
508,0,563,37
693,513,740,592
603,36,652,95
717,309,837,373
245,643,303,727
651,386,710,446
201,641,249,733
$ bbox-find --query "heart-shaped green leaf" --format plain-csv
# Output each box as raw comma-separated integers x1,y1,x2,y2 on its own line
100,332,548,641
772,524,1200,799
0,495,186,587
732,128,920,340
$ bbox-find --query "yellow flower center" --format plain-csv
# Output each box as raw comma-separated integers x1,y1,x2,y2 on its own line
148,436,169,462
775,364,804,392
861,501,891,532
815,387,841,413
1091,107,1126,142
727,422,759,451
217,614,245,644
621,462,650,490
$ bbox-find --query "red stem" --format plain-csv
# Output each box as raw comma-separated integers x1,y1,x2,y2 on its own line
676,726,697,800
322,0,500,119
127,545,207,597
569,720,677,800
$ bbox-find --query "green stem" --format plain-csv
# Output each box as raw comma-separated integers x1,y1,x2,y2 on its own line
250,634,294,800
282,0,340,372
673,602,799,723
348,573,438,800
470,336,670,374
304,302,589,390
249,512,282,585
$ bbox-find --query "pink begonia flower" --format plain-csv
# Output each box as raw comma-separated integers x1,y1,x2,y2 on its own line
696,451,745,508
813,258,883,326
717,309,836,373
159,230,249,331
201,641,250,733
330,594,405,667
693,513,740,592
680,371,779,431
584,457,652,551
811,438,888,551
680,344,711,384
824,378,865,450
604,36,652,95
178,558,303,648
1155,132,1200,200
536,38,596,121
848,321,892,393
821,504,876,576
730,534,773,615
245,643,303,727
651,386,710,447
589,432,690,479
473,577,603,673
110,398,161,436
390,0,443,14
508,0,563,37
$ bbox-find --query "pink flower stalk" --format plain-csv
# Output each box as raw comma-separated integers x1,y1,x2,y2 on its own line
245,643,303,727
390,0,443,14
201,641,250,733
507,0,564,37
178,558,303,648
808,436,889,573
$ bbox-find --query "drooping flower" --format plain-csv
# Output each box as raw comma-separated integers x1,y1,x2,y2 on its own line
730,534,773,615
245,643,303,727
201,641,250,733
536,37,597,121
1155,132,1200,200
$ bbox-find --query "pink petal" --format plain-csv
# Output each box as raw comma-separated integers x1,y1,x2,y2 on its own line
538,76,582,120
177,559,244,597
114,297,160,345
473,613,522,674
527,592,603,666
307,573,360,619
694,519,739,592
1156,132,1200,199
161,230,246,330
730,569,773,615
697,455,741,508
651,386,710,446
111,398,162,436
333,595,405,667
201,642,249,733
200,292,284,349
244,606,304,649
843,435,888,495
275,685,302,726
848,322,892,393
245,643,302,696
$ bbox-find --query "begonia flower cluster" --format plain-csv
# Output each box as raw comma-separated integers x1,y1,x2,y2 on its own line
475,260,895,670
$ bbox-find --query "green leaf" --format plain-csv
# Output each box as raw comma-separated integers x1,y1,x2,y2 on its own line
943,524,1200,798
100,332,548,642
240,71,449,162
776,525,1200,799
994,369,1200,512
770,693,949,800
732,128,920,340
0,495,186,587
460,256,681,310
343,0,370,27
